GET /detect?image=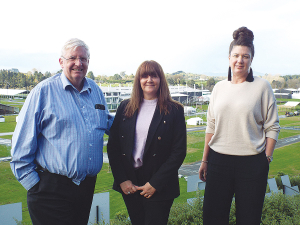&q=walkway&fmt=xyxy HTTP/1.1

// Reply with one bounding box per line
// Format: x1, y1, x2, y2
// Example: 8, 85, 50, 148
1, 128, 300, 171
